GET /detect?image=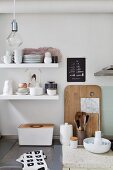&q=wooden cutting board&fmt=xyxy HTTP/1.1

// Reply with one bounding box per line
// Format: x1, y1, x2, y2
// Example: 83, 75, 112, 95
64, 85, 101, 137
